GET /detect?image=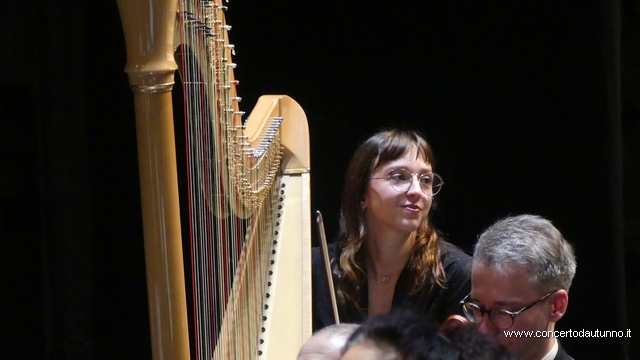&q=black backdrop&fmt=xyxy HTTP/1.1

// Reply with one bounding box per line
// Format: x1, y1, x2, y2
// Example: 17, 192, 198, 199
0, 0, 636, 359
